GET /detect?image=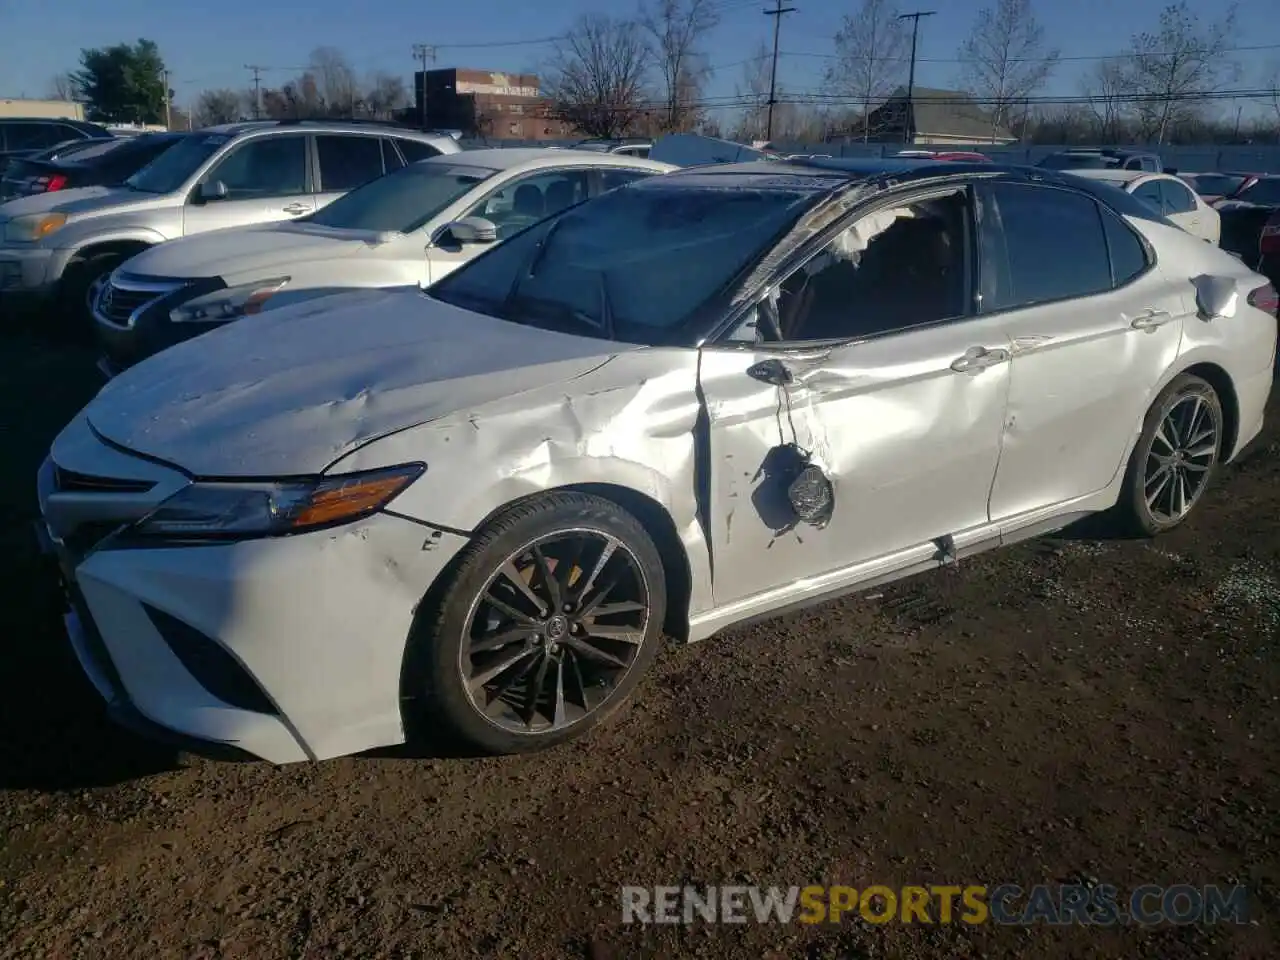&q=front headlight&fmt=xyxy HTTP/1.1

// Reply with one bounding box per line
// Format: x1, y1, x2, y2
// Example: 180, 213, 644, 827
4, 213, 68, 243
131, 464, 424, 540
169, 277, 289, 323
